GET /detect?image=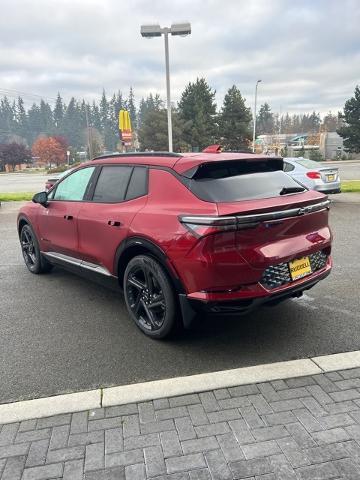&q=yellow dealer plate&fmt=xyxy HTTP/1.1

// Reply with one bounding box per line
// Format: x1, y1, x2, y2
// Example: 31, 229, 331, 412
289, 256, 312, 281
